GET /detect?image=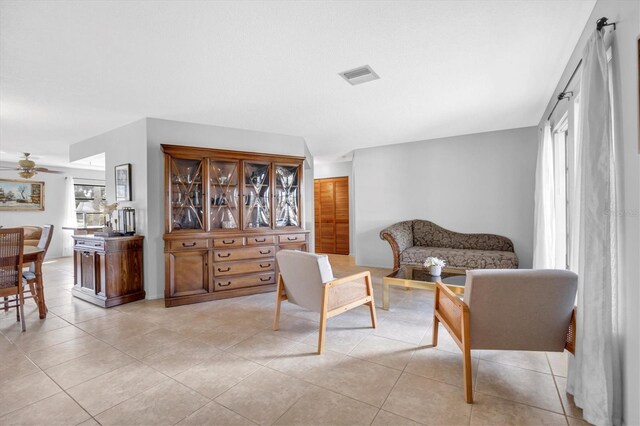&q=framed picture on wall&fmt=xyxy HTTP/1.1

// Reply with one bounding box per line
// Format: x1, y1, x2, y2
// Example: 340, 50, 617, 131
115, 163, 132, 201
0, 179, 44, 211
